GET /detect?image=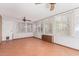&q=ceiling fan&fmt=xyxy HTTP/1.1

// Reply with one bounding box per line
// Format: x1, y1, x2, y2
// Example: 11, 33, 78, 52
22, 17, 31, 22
35, 3, 56, 11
